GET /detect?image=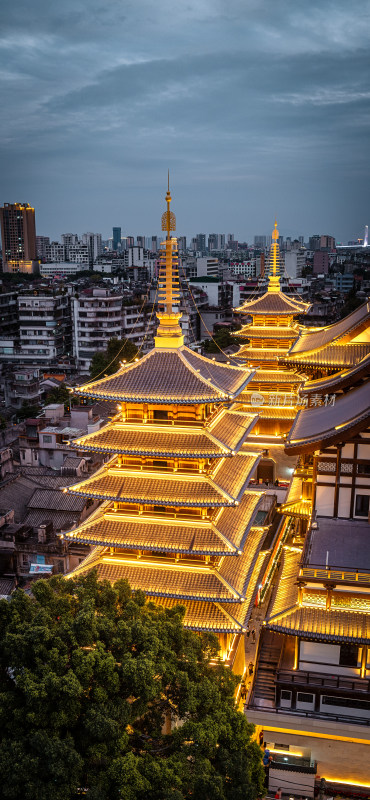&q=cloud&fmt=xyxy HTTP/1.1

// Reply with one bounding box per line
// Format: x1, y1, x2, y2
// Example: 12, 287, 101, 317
0, 0, 369, 241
